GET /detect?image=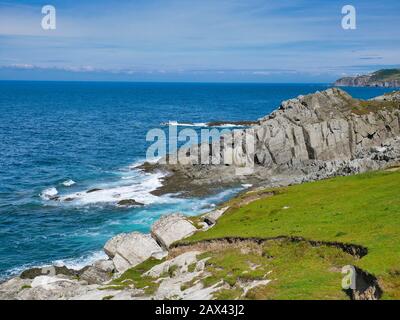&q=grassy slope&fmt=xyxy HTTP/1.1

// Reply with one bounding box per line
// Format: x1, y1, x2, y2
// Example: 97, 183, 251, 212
199, 241, 356, 300
185, 170, 400, 299
371, 69, 400, 81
